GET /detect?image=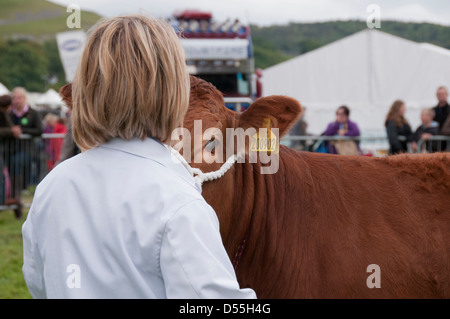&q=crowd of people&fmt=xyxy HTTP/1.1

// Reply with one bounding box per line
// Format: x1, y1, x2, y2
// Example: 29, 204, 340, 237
0, 81, 448, 214
384, 86, 449, 154
0, 87, 67, 217
312, 86, 450, 155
